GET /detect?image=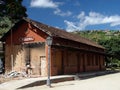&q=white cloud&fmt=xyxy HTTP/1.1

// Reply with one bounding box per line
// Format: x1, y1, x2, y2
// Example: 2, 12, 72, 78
64, 20, 81, 31
54, 8, 72, 16
30, 0, 71, 17
77, 11, 85, 19
64, 11, 120, 32
30, 0, 58, 8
